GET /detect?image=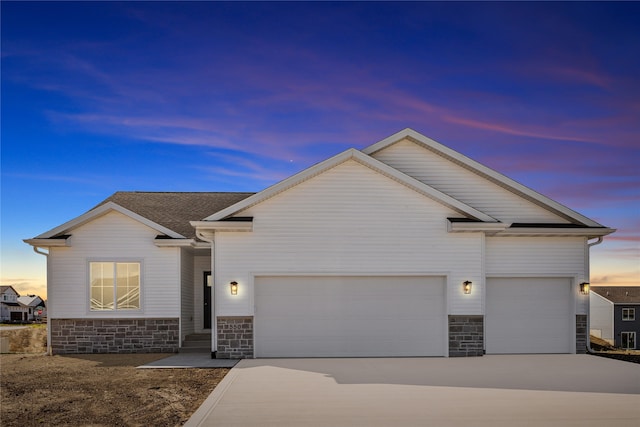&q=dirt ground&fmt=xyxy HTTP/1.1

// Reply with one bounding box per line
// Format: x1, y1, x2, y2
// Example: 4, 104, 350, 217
0, 353, 228, 426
